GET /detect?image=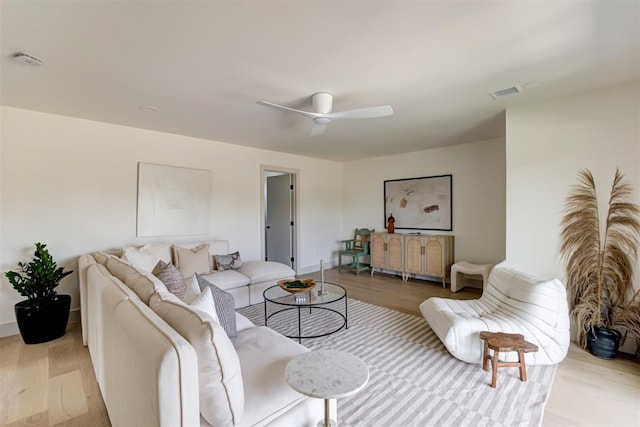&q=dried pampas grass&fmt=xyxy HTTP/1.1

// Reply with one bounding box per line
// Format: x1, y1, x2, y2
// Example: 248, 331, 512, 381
559, 169, 640, 351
